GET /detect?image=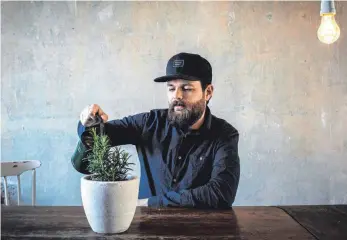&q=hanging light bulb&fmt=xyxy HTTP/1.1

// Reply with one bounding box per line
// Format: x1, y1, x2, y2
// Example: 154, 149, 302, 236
317, 0, 340, 44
